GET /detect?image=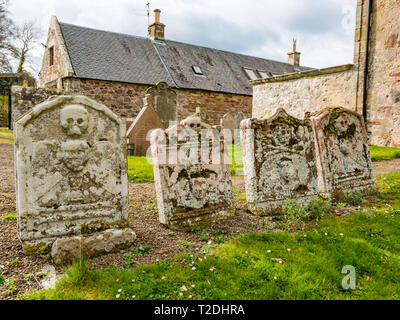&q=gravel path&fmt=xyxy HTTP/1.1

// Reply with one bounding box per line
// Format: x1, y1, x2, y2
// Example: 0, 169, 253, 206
0, 142, 398, 299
